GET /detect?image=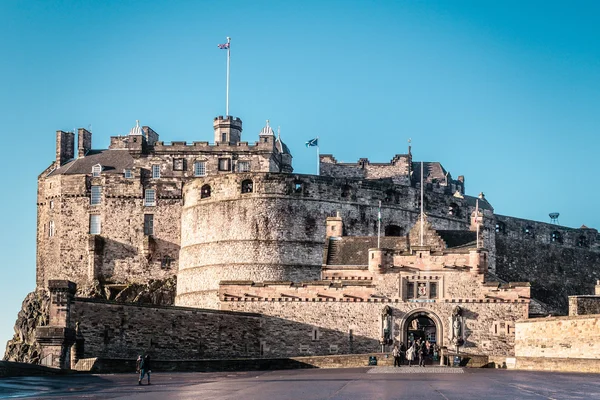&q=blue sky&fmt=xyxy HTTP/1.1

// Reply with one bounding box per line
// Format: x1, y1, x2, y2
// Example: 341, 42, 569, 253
1, 1, 599, 349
